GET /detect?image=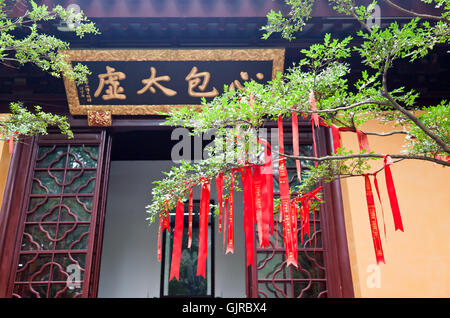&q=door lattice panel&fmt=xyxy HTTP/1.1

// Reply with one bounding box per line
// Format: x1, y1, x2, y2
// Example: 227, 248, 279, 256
12, 141, 103, 298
